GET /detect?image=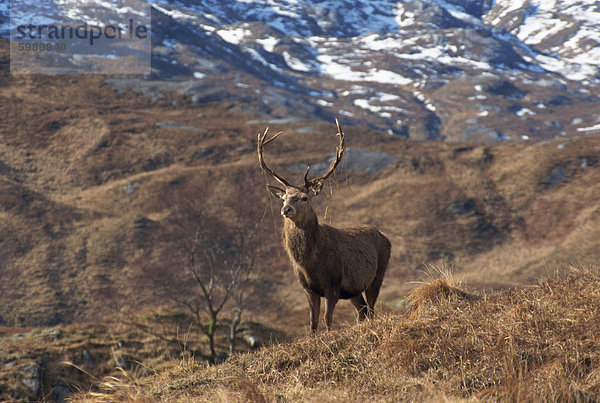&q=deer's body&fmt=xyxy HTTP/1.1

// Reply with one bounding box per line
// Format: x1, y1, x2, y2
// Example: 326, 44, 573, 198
283, 215, 389, 300
258, 121, 391, 332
